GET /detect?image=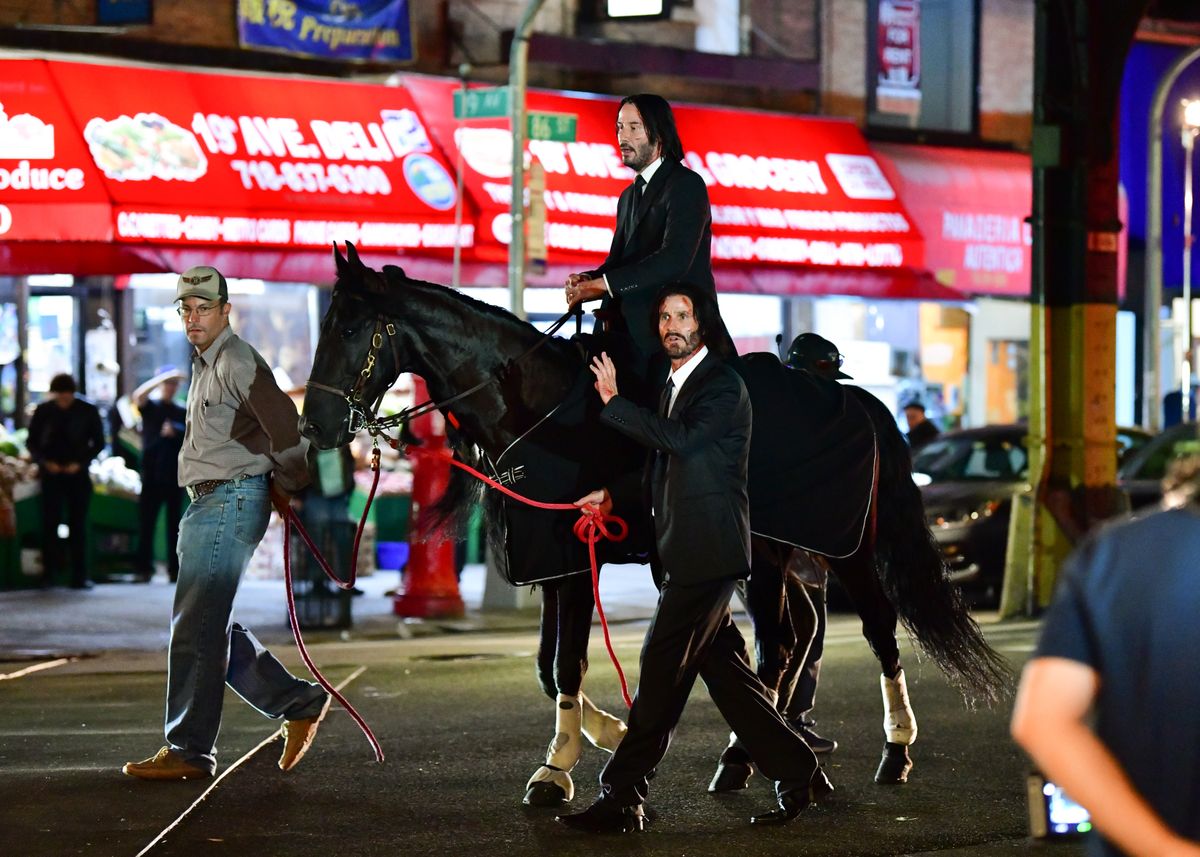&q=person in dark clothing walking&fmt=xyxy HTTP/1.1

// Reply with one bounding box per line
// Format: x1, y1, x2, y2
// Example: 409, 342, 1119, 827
26, 373, 105, 589
134, 369, 187, 582
557, 285, 830, 834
